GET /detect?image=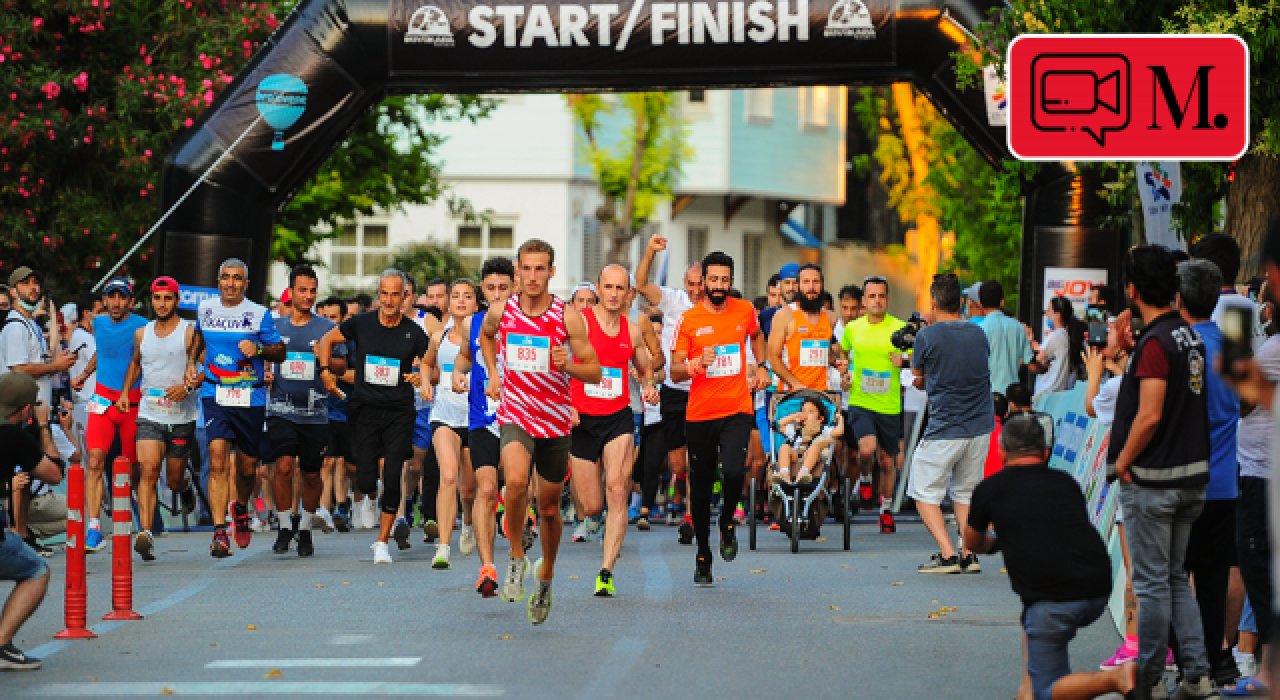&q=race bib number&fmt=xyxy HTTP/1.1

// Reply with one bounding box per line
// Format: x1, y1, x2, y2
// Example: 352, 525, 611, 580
280, 352, 314, 381
215, 386, 251, 407
860, 369, 892, 395
800, 340, 829, 368
706, 344, 742, 379
584, 367, 624, 400
145, 388, 181, 417
365, 356, 400, 387
88, 394, 112, 415
506, 334, 550, 373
